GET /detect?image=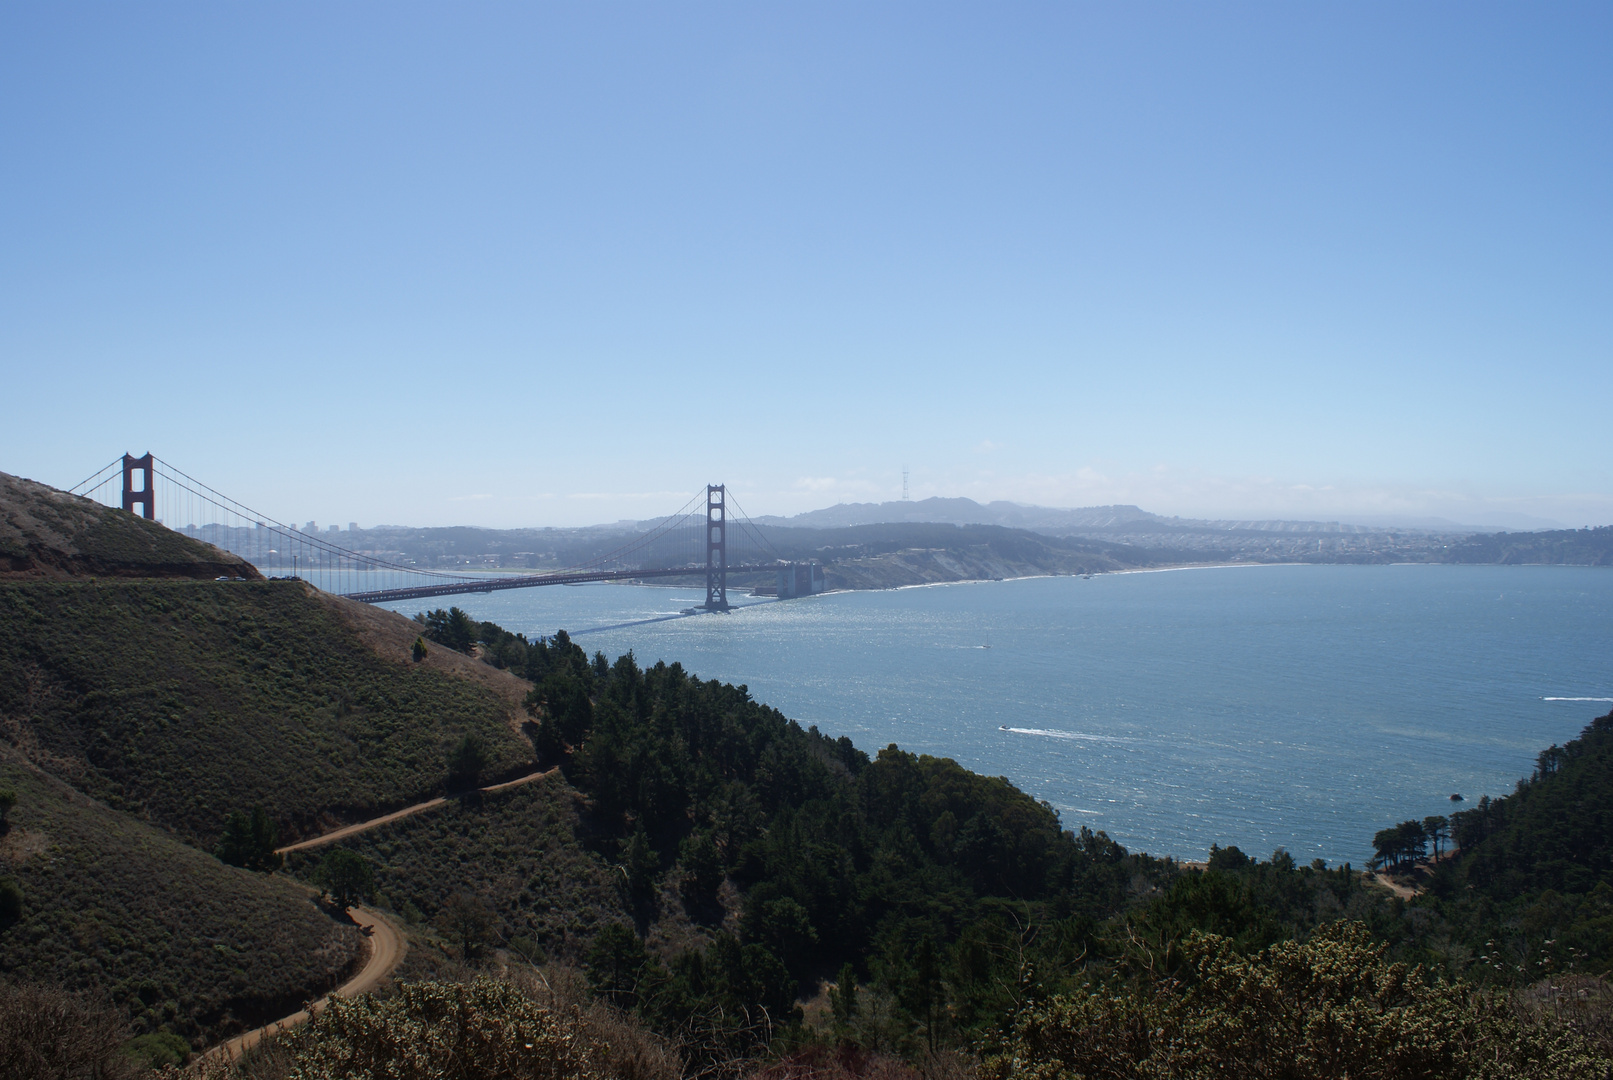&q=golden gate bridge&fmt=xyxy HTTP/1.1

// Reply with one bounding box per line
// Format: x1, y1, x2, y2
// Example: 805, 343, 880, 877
69, 453, 822, 612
